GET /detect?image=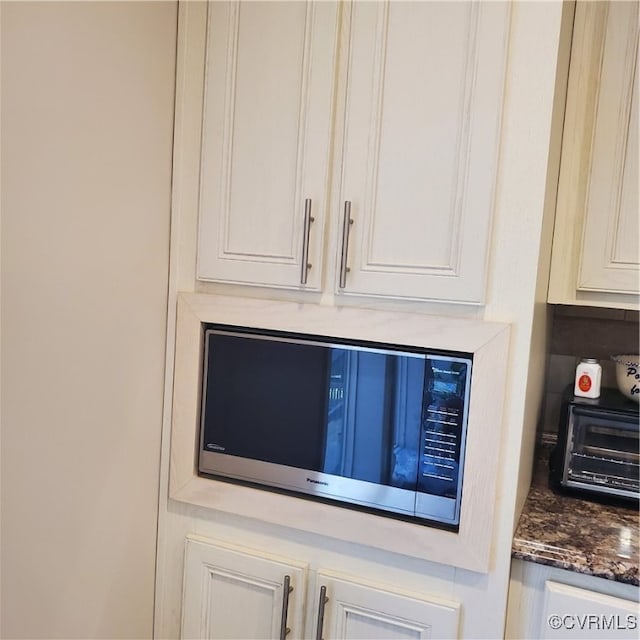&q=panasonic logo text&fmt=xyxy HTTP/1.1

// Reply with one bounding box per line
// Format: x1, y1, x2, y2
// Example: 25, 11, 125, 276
306, 477, 329, 487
